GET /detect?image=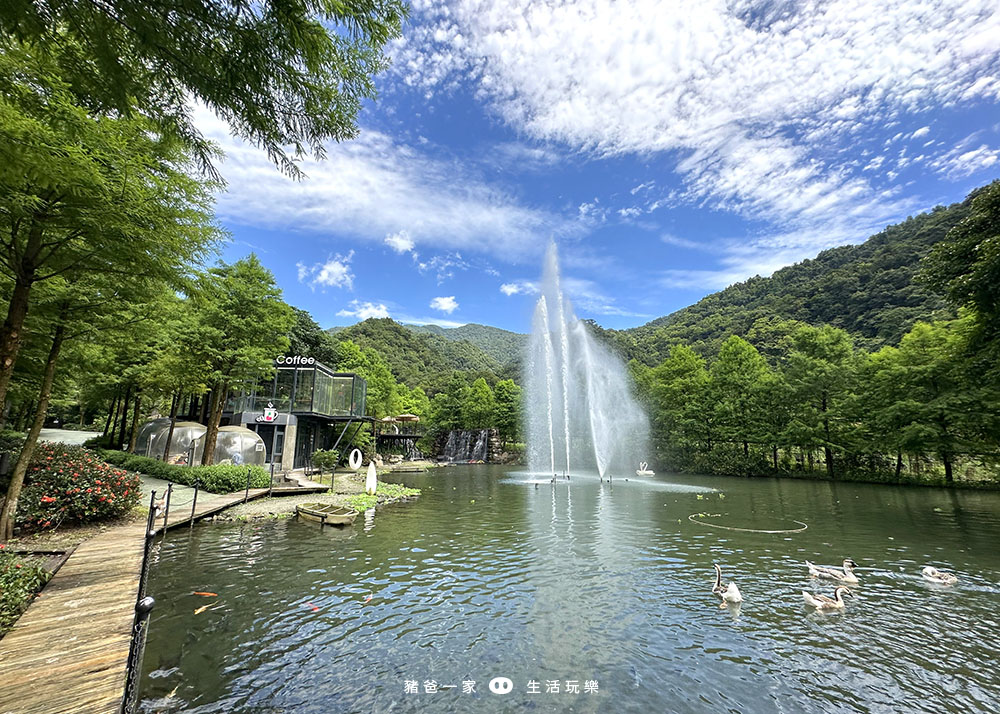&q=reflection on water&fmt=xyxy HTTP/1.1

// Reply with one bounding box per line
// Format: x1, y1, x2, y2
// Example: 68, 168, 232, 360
140, 466, 1000, 713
